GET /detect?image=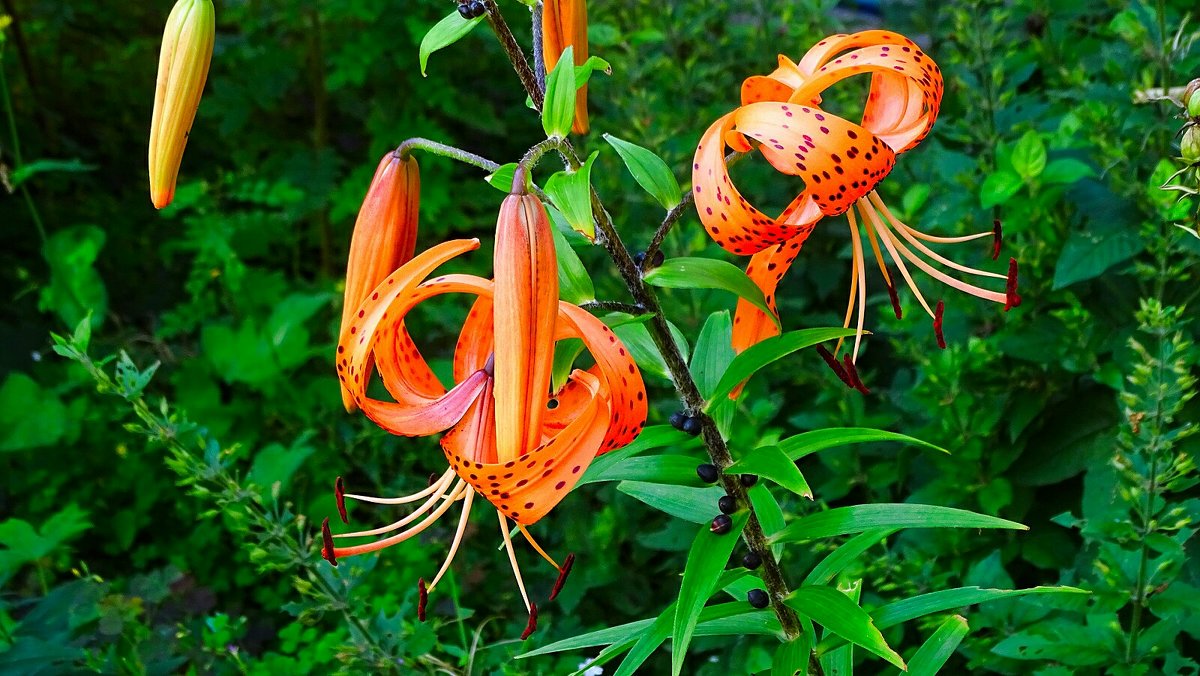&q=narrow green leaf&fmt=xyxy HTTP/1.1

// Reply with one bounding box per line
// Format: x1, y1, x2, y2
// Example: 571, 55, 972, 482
803, 528, 898, 586
518, 617, 654, 659
543, 45, 576, 137
690, 311, 735, 399
418, 11, 483, 76
644, 258, 776, 326
777, 428, 948, 461
1052, 223, 1144, 290
546, 151, 598, 239
673, 513, 749, 675
612, 320, 688, 381
550, 217, 595, 304
706, 328, 856, 407
773, 635, 812, 676
727, 445, 812, 499
870, 586, 1087, 630
747, 483, 786, 558
905, 615, 969, 676
10, 158, 96, 189
771, 504, 1027, 544
551, 337, 586, 392
786, 586, 905, 670
819, 581, 861, 676
616, 481, 724, 523
579, 455, 708, 487
578, 425, 698, 486
603, 133, 682, 209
